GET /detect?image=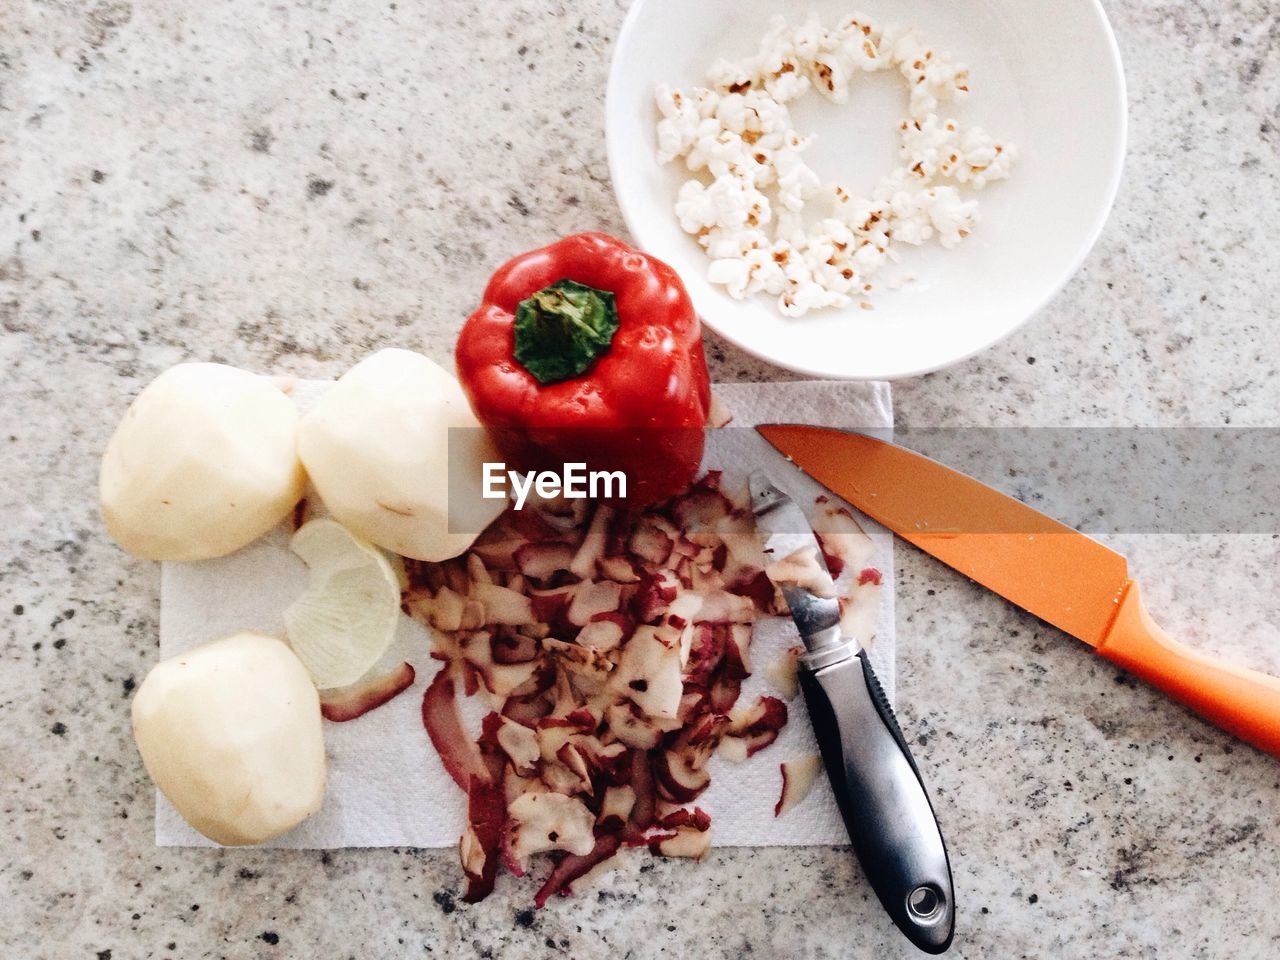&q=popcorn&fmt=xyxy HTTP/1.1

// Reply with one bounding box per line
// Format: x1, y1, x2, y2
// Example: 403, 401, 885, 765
654, 86, 723, 165
707, 58, 755, 95
656, 11, 1015, 316
924, 187, 980, 247
714, 93, 752, 134
700, 133, 748, 177
831, 15, 885, 70
674, 180, 715, 233
810, 51, 853, 103
790, 15, 828, 62
707, 257, 753, 298
780, 280, 849, 318
744, 92, 791, 137
774, 145, 821, 212
744, 246, 788, 295
887, 28, 971, 118
763, 67, 810, 103
955, 129, 1016, 188
700, 225, 770, 260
